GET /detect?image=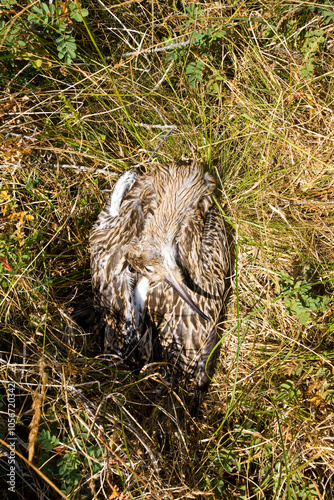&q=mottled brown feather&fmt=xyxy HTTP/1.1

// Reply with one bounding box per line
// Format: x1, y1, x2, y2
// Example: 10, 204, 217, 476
90, 163, 232, 412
